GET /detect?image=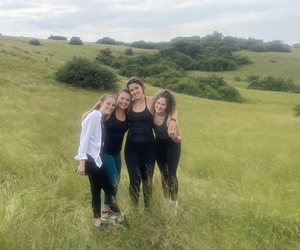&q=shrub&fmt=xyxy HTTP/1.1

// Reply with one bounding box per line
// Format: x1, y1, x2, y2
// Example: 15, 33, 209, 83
246, 75, 260, 82
125, 48, 134, 55
247, 76, 300, 93
69, 37, 83, 45
95, 48, 113, 65
55, 56, 118, 90
249, 44, 267, 52
147, 75, 244, 103
48, 35, 67, 40
234, 77, 241, 81
294, 105, 300, 116
29, 39, 41, 46
96, 37, 118, 45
